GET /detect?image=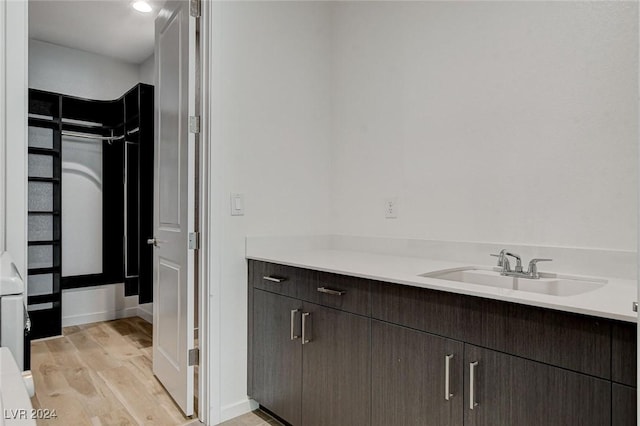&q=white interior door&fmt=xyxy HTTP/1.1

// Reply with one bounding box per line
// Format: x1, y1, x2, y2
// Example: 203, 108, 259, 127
152, 0, 197, 417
